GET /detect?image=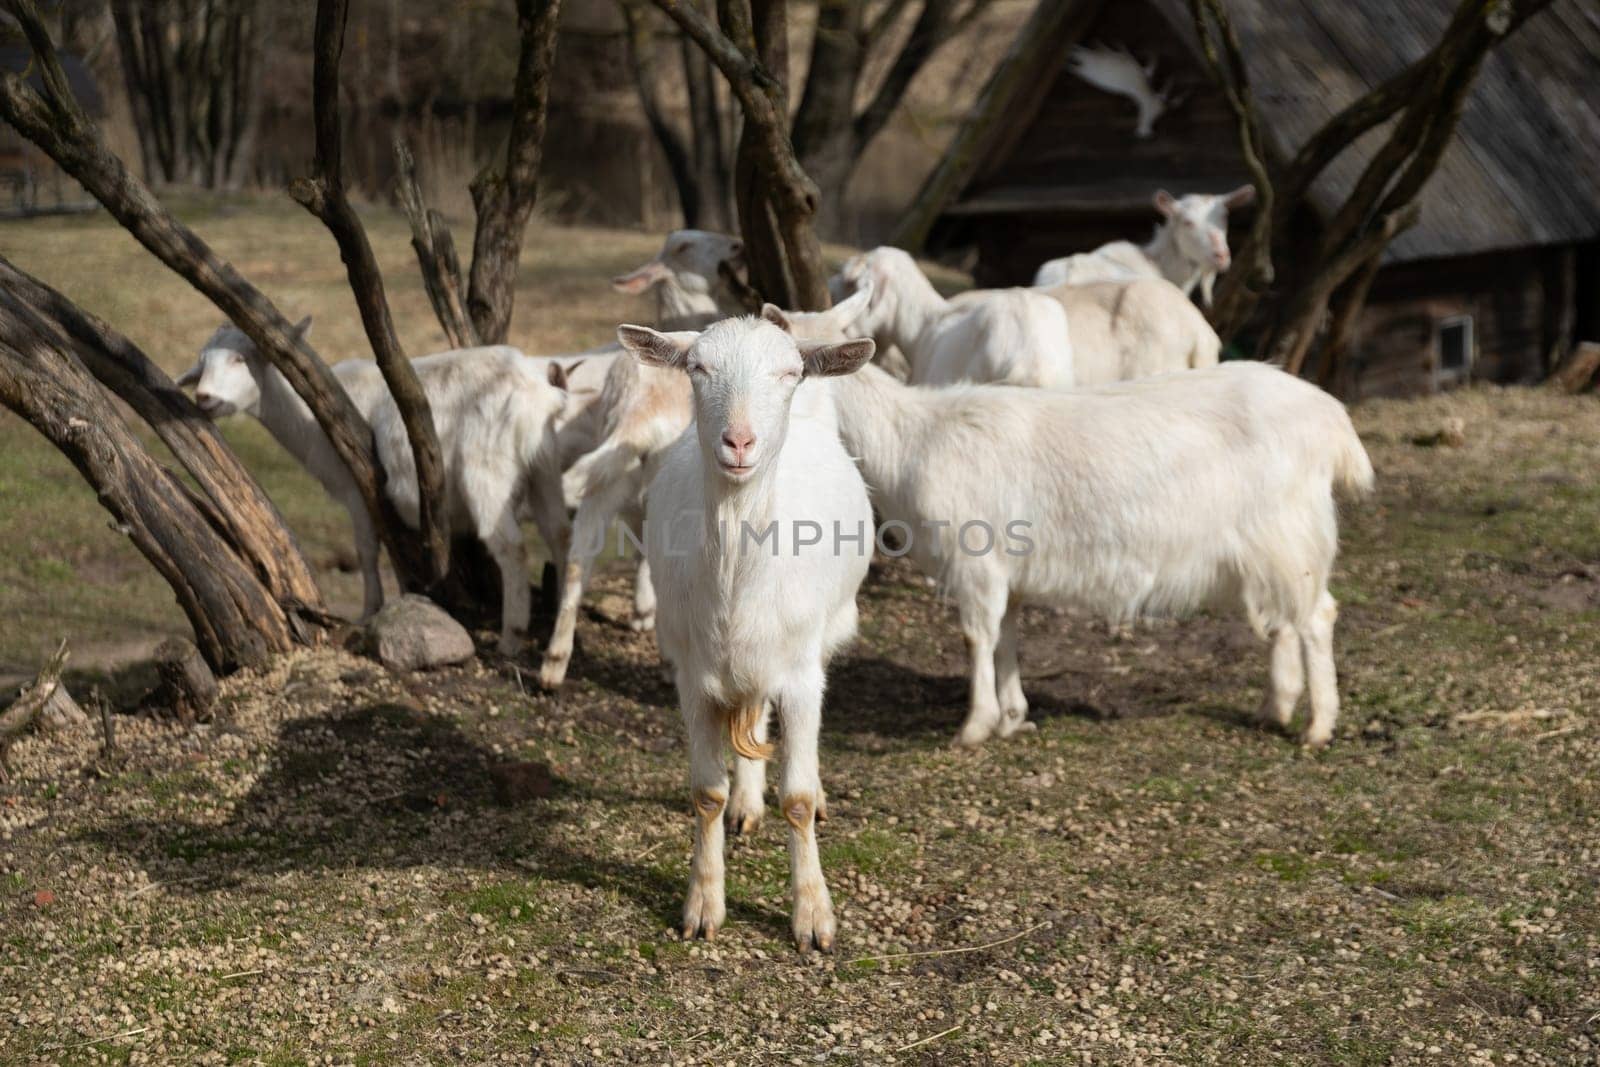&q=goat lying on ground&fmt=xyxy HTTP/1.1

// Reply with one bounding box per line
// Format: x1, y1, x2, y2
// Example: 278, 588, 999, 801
827, 358, 1374, 748
1033, 186, 1255, 306
621, 313, 875, 952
